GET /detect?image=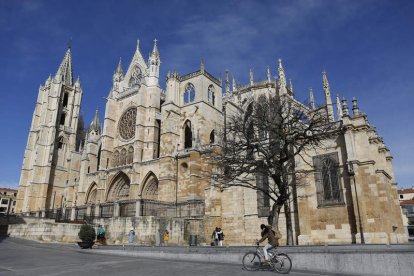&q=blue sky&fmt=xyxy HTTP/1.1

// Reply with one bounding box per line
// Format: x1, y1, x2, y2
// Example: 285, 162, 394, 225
0, 0, 413, 189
